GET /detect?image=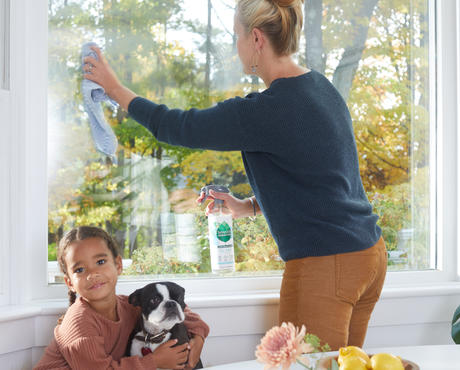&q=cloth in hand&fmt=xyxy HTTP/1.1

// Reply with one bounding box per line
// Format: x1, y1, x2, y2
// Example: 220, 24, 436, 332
81, 41, 118, 164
